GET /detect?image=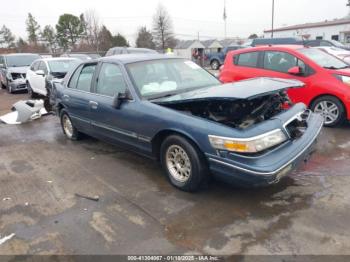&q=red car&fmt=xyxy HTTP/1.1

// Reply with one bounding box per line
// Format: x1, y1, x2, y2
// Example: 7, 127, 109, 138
219, 45, 350, 126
